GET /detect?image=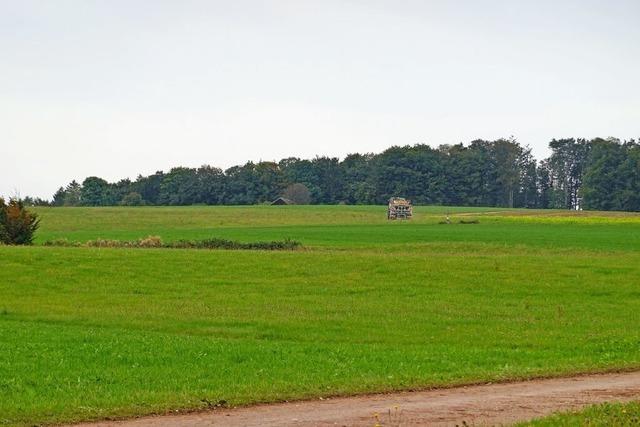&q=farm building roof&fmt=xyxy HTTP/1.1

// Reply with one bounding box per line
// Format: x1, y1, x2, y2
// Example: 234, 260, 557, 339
271, 197, 295, 205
